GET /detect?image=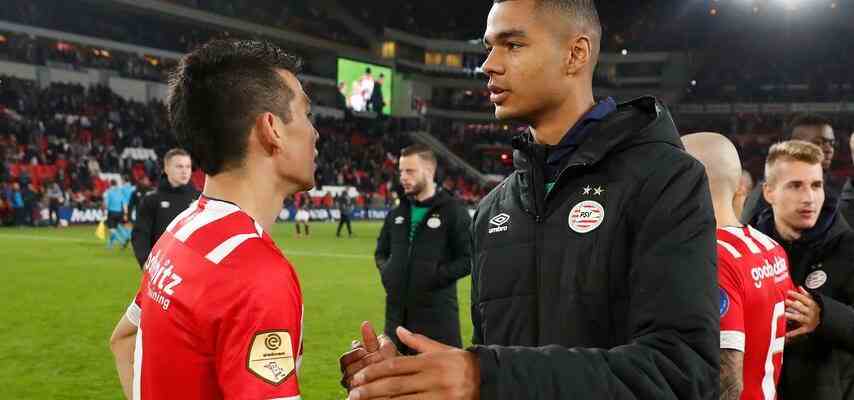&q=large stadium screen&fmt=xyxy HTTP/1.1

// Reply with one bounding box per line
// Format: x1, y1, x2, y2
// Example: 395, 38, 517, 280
337, 58, 393, 115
